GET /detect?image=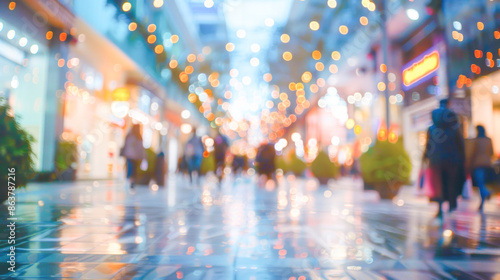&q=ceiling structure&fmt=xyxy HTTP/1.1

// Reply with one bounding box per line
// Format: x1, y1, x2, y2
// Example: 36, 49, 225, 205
170, 0, 430, 143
